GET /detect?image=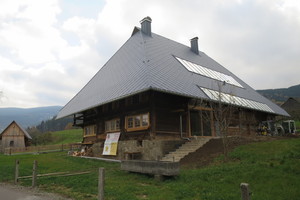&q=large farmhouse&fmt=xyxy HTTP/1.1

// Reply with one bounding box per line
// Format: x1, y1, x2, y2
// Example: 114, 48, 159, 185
57, 17, 288, 160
